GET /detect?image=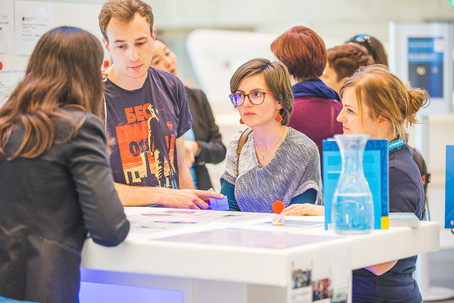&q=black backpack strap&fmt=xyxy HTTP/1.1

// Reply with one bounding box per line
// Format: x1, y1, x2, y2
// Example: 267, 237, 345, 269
236, 128, 253, 176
